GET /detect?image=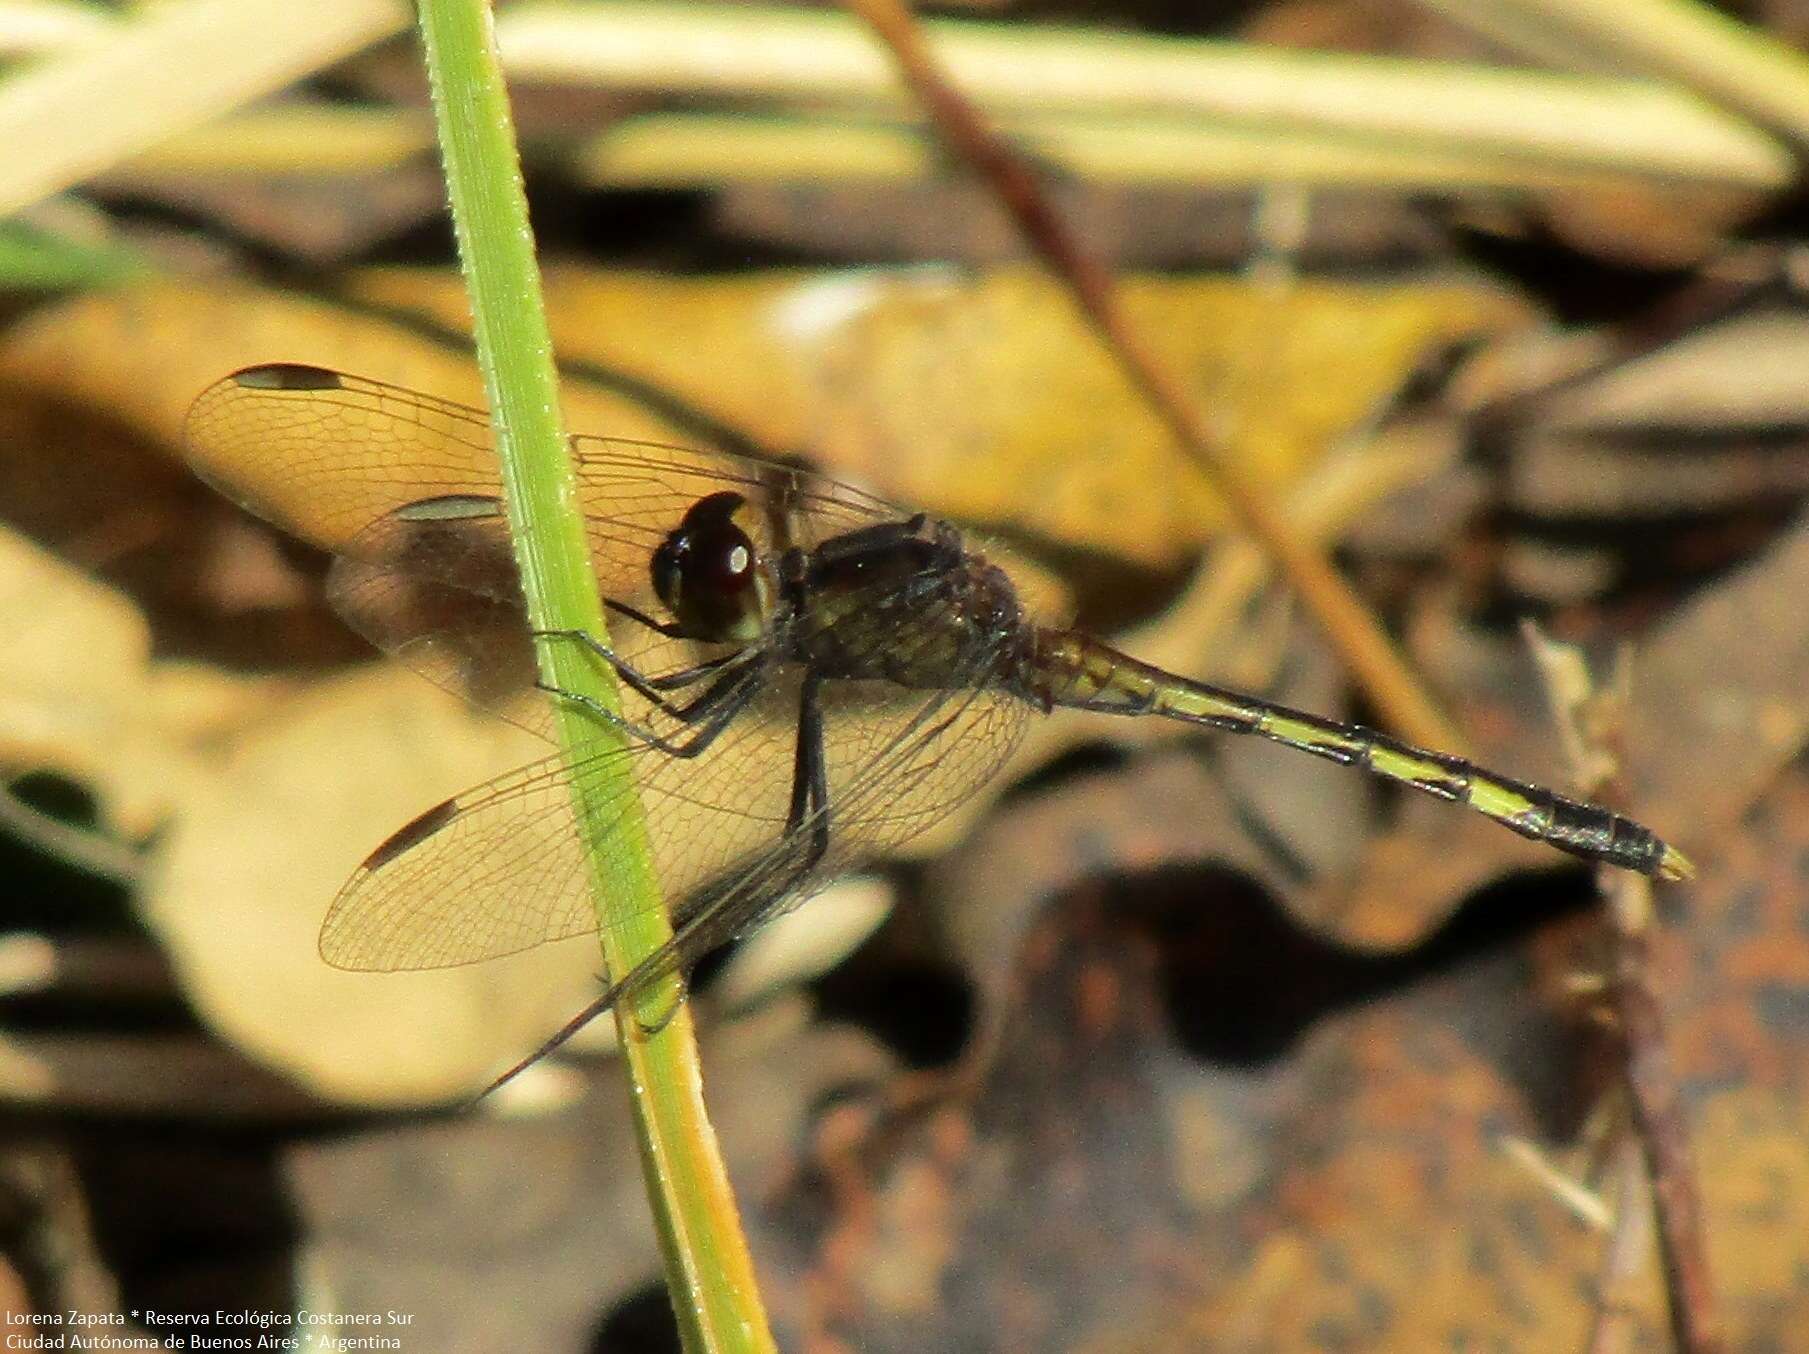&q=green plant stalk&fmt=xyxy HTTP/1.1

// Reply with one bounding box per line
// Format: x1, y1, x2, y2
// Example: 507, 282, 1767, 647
414, 2, 775, 1349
